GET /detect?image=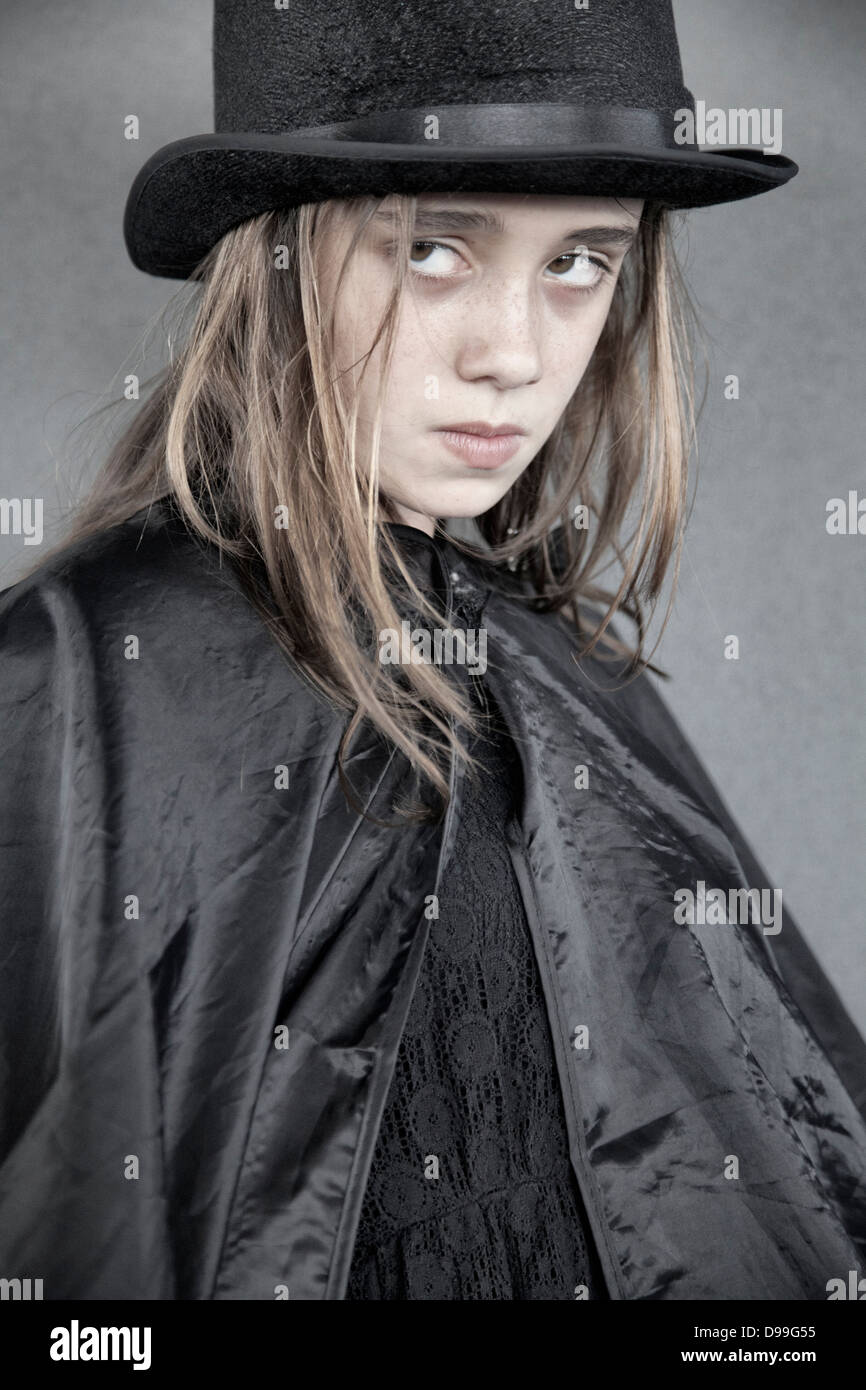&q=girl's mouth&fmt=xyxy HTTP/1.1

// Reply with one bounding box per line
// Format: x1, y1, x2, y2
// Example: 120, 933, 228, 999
434, 428, 525, 469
